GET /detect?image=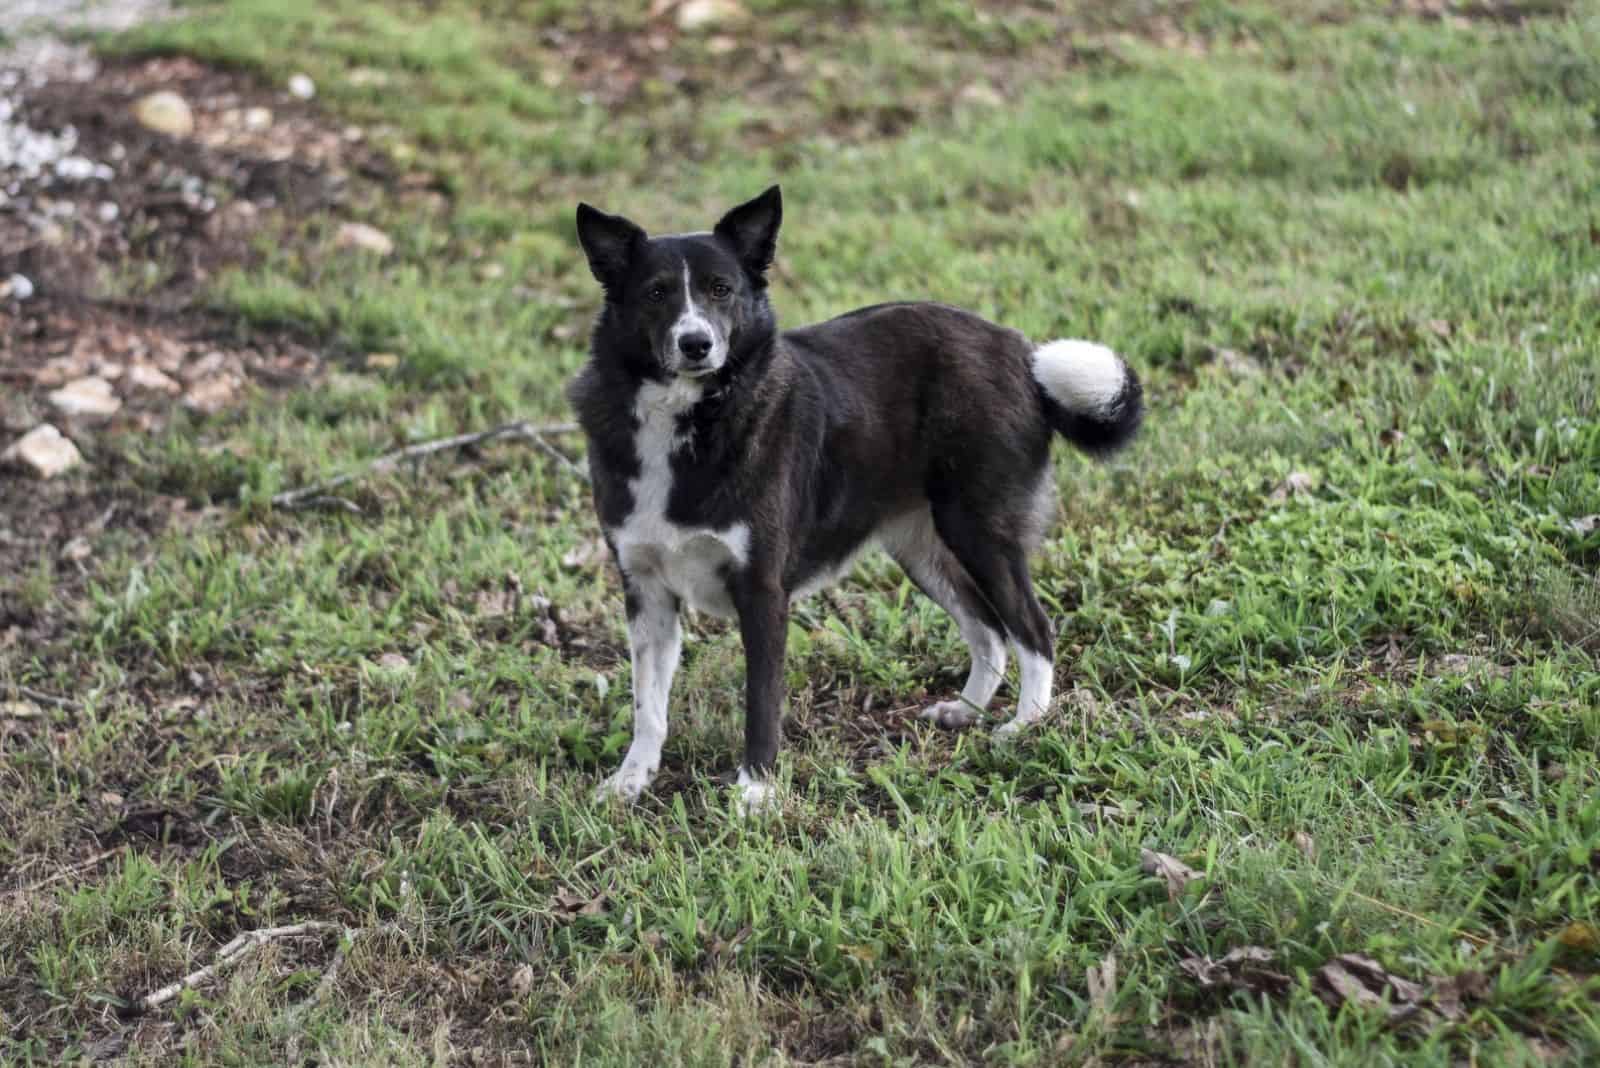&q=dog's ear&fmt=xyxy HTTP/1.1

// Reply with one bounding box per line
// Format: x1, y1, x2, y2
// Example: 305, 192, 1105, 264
576, 203, 646, 292
714, 185, 782, 283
